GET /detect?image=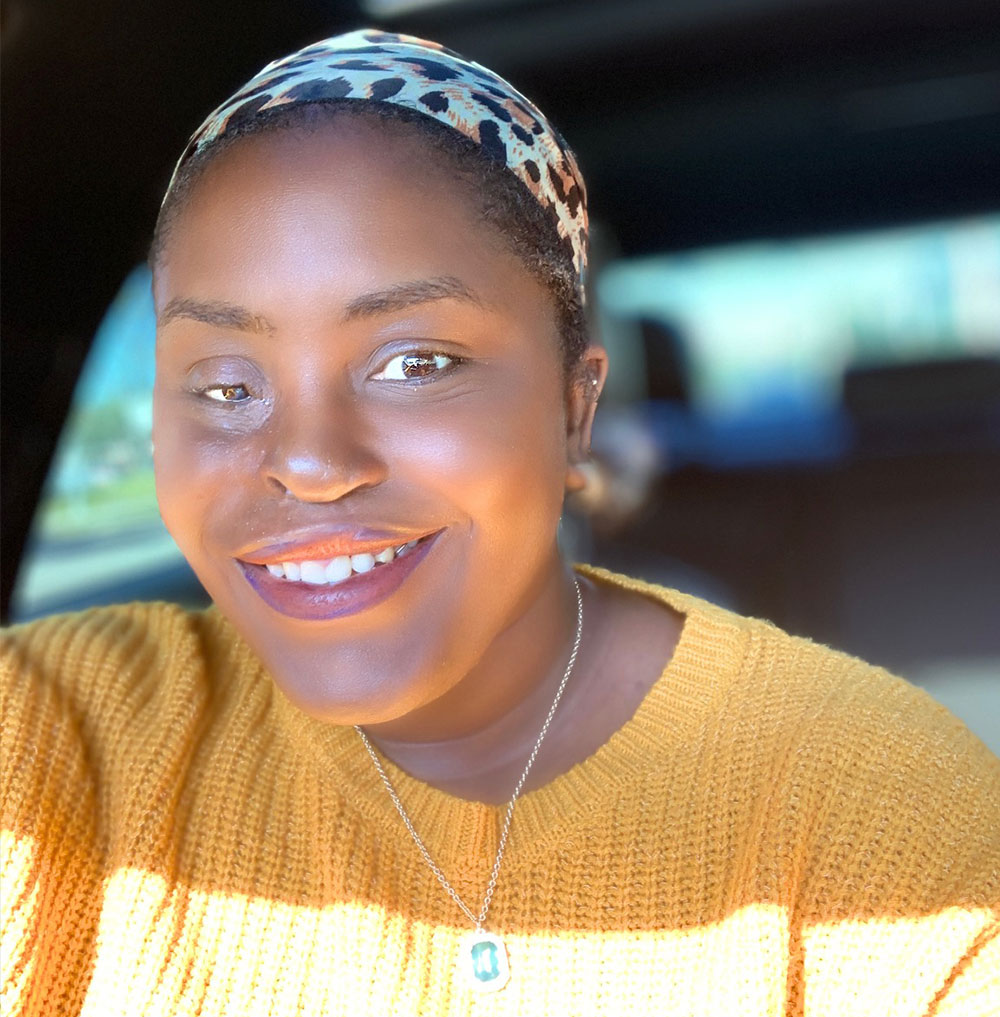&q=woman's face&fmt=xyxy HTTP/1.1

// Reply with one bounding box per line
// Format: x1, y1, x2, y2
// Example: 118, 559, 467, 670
152, 121, 599, 726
